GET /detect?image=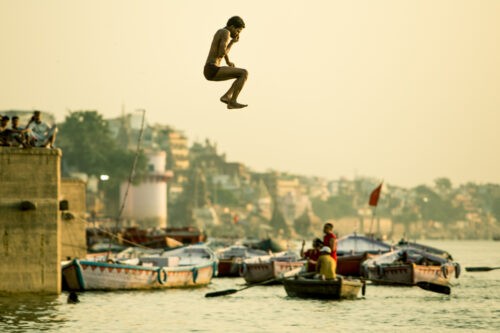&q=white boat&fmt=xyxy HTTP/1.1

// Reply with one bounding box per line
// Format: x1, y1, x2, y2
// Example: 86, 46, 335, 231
361, 248, 460, 286
241, 252, 305, 284
62, 244, 218, 291
216, 245, 268, 277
